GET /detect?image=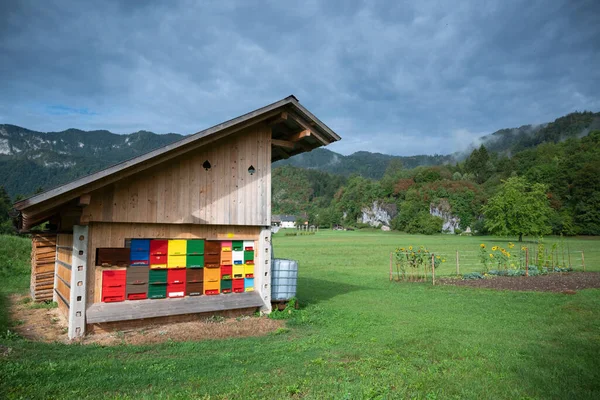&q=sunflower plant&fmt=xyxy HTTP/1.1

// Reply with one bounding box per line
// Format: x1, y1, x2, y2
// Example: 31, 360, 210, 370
394, 245, 445, 281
